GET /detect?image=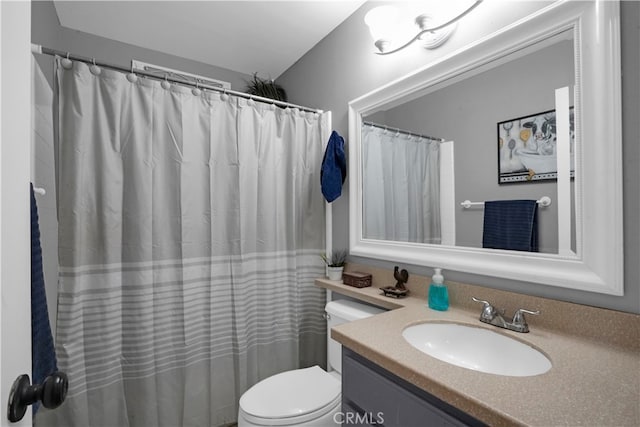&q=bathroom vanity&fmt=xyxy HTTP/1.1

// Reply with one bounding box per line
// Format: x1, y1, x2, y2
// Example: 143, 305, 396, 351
316, 266, 640, 426
342, 348, 485, 426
